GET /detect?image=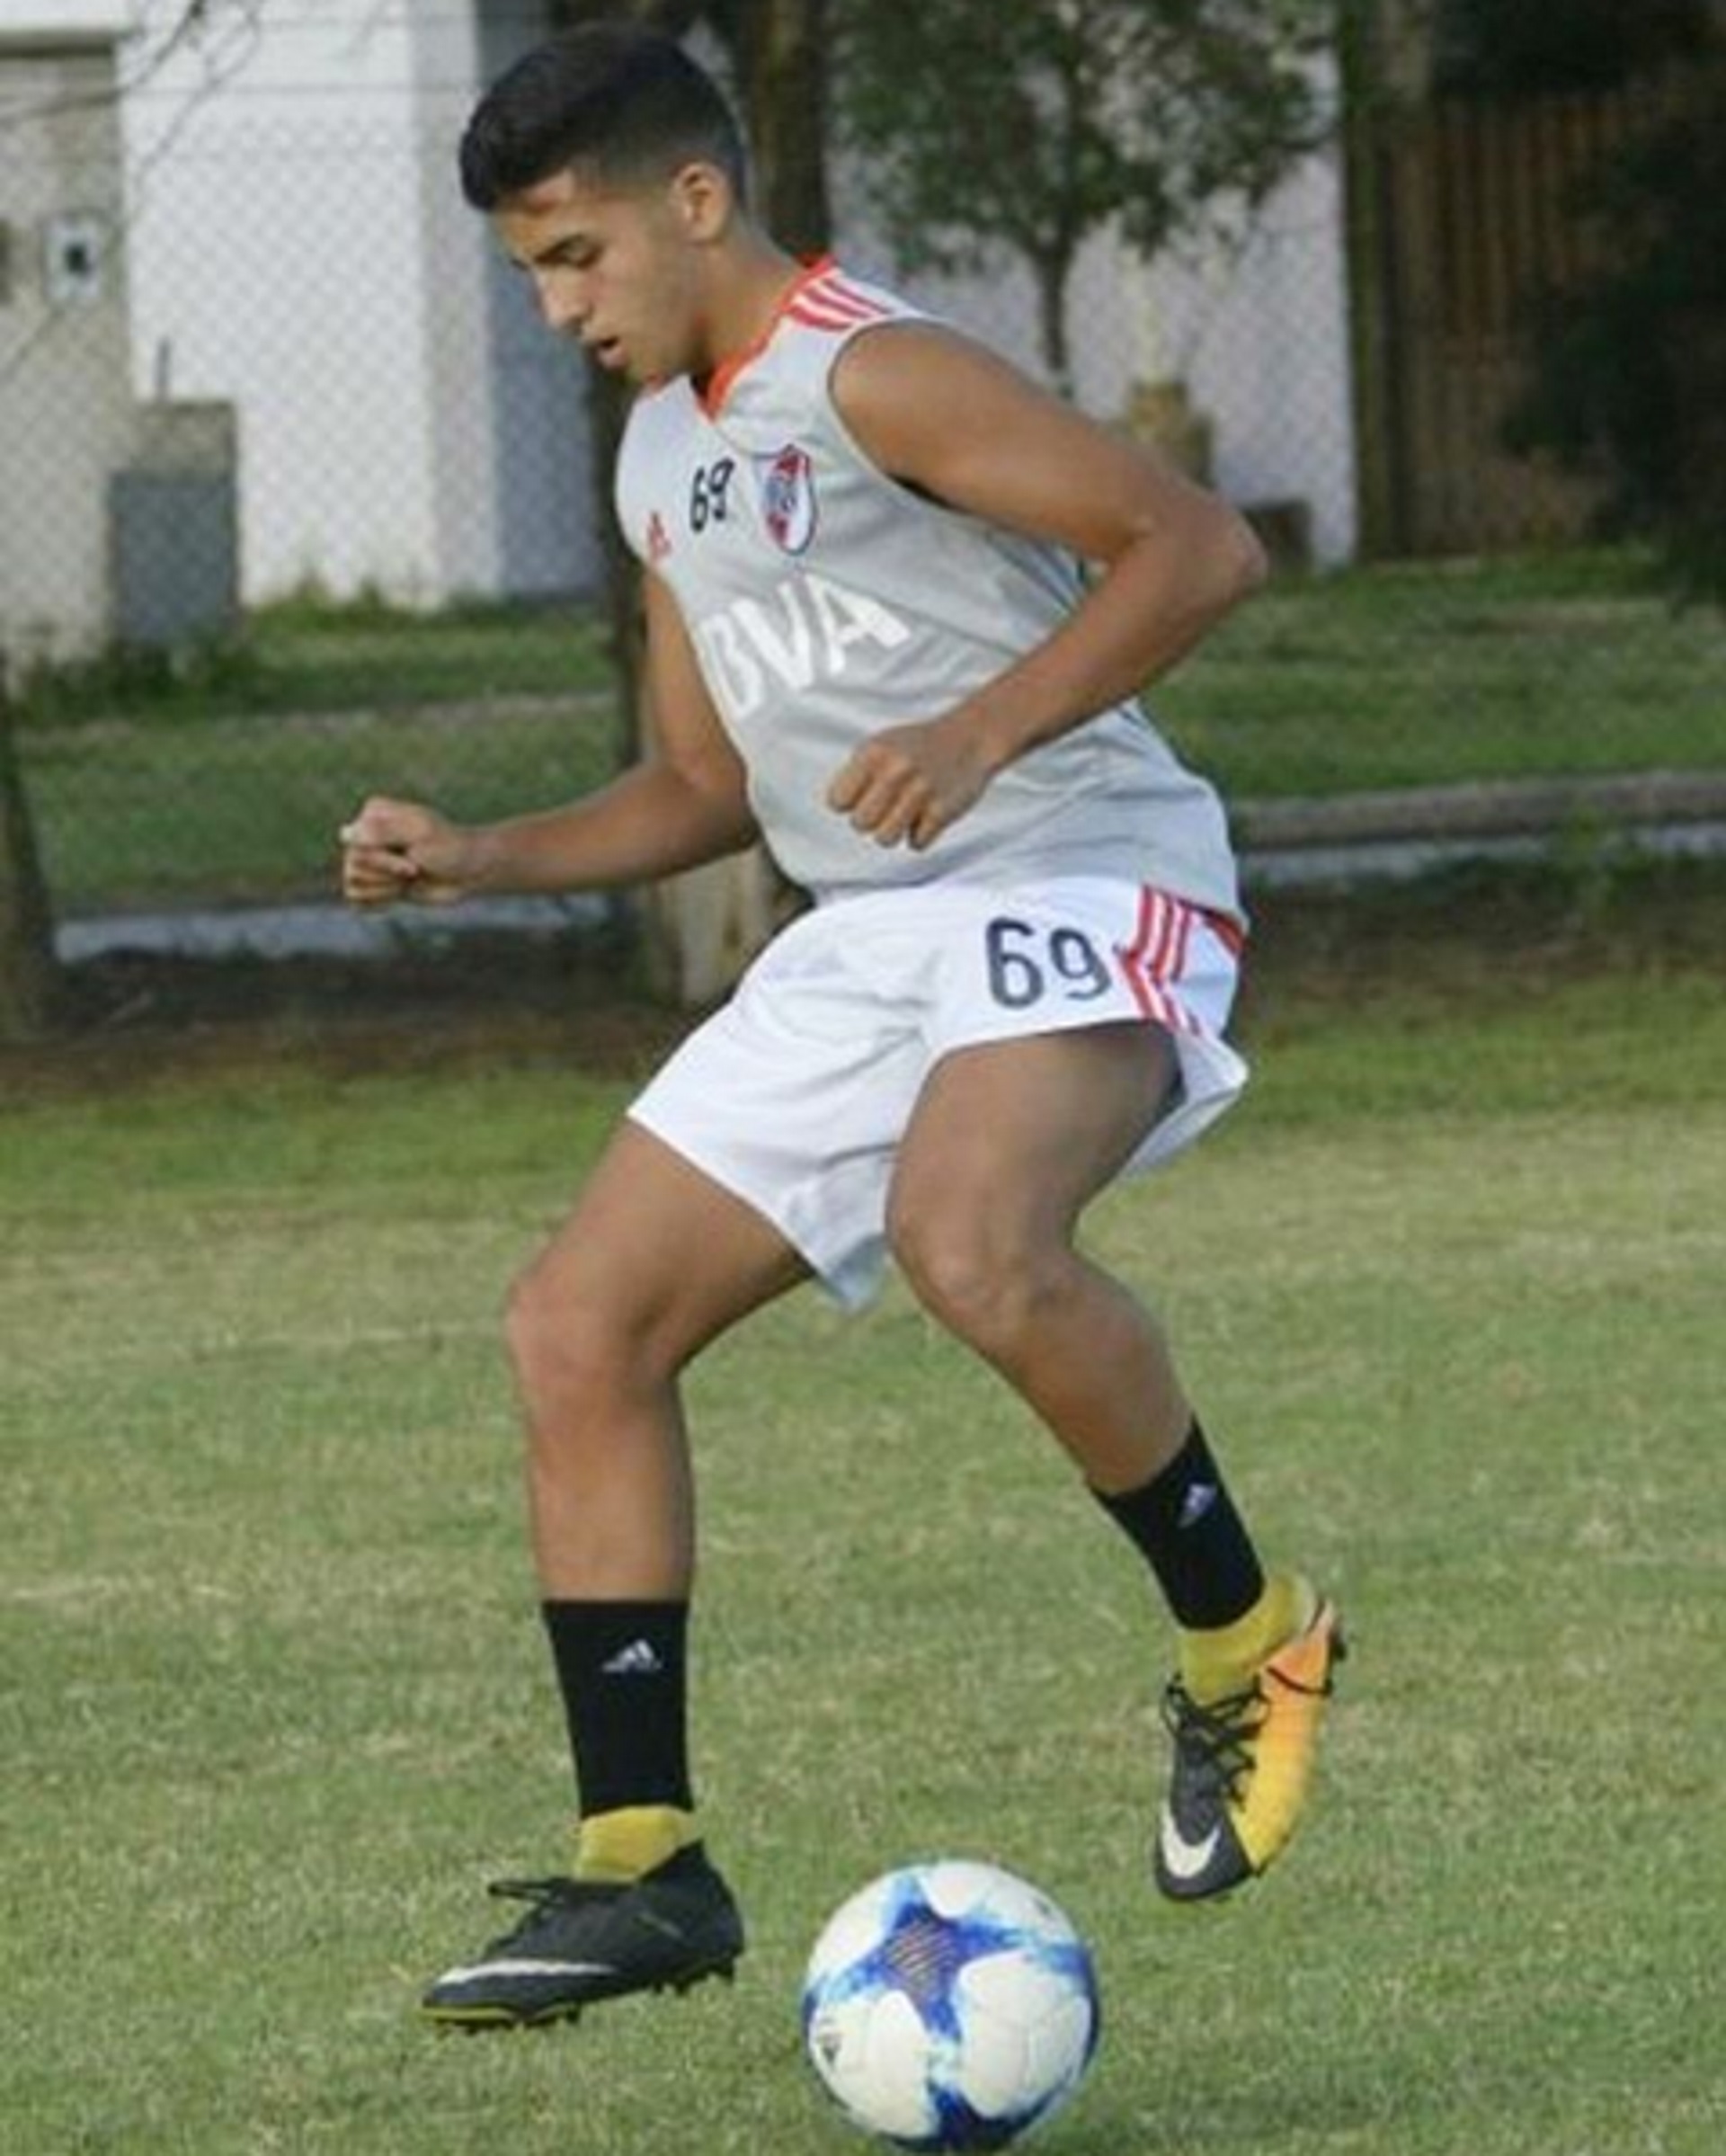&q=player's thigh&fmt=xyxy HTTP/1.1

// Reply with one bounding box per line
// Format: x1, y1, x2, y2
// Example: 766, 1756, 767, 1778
890, 1020, 1178, 1246
515, 1118, 811, 1370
